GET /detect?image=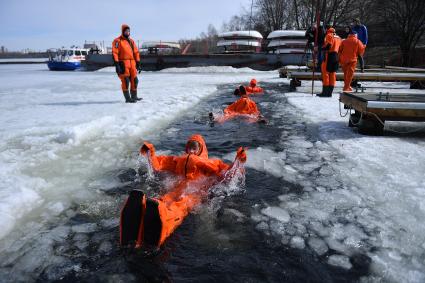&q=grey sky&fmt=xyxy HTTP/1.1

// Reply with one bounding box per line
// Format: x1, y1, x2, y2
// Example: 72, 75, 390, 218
0, 0, 252, 51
